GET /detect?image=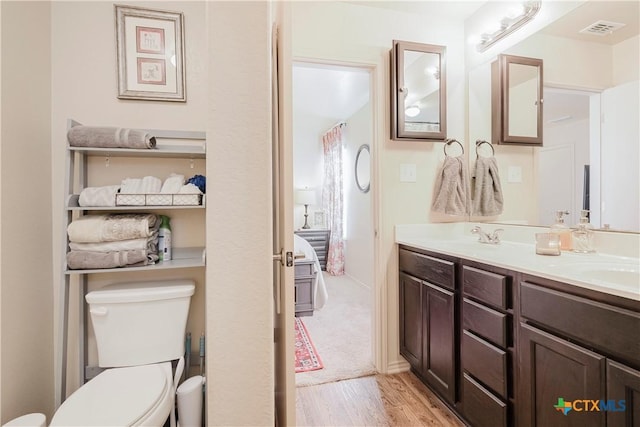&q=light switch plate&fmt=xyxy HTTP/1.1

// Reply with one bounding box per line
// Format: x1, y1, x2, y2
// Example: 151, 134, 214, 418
508, 166, 522, 183
400, 163, 417, 182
